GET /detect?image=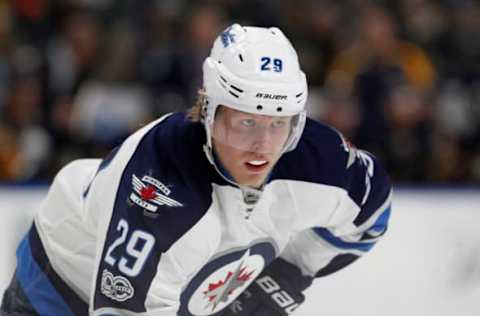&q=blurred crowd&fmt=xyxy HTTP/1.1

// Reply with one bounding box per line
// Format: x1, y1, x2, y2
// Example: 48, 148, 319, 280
0, 0, 479, 183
